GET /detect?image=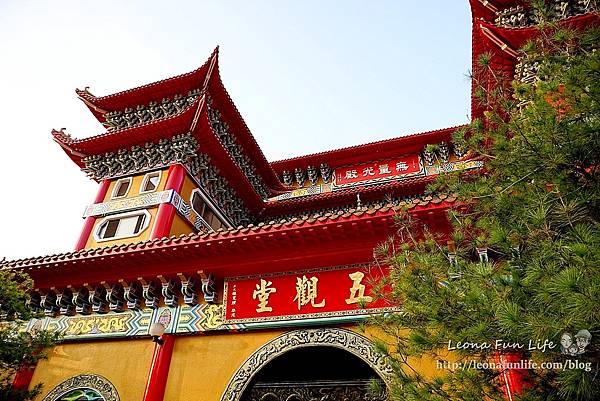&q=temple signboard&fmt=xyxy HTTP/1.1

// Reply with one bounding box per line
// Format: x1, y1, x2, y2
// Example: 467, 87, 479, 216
223, 264, 396, 323
333, 154, 423, 188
